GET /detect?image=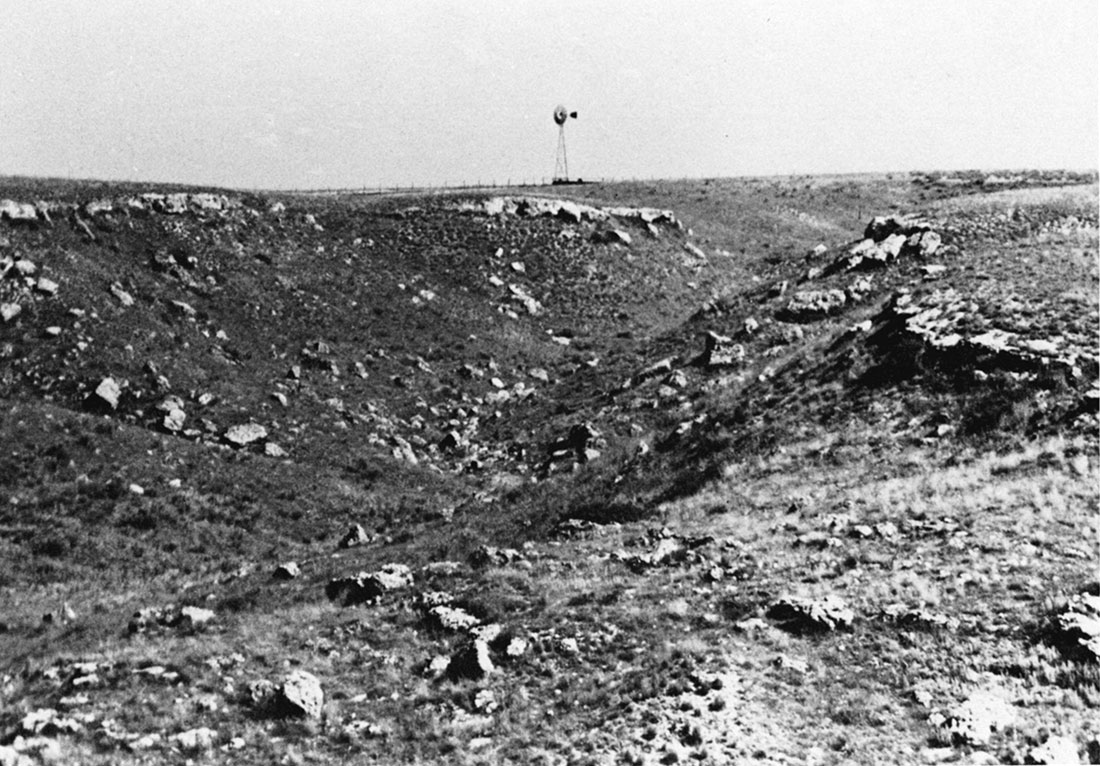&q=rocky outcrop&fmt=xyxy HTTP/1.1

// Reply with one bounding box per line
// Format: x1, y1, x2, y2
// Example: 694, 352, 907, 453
885, 289, 1097, 380
460, 196, 680, 230
824, 214, 942, 274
